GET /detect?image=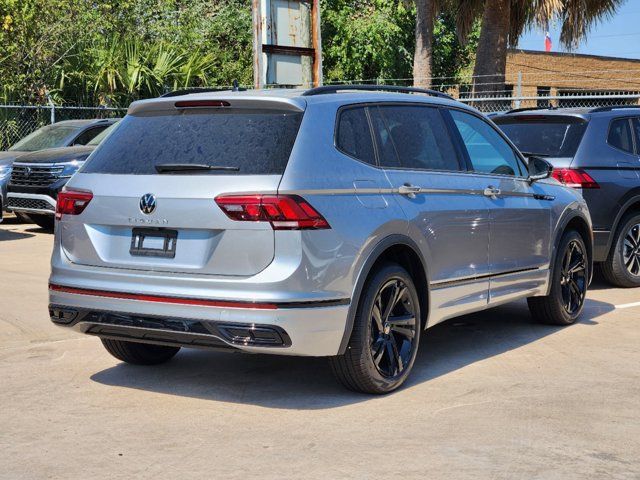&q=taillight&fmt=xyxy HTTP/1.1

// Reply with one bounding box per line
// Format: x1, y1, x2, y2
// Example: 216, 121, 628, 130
55, 189, 93, 219
215, 194, 330, 230
551, 168, 599, 189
